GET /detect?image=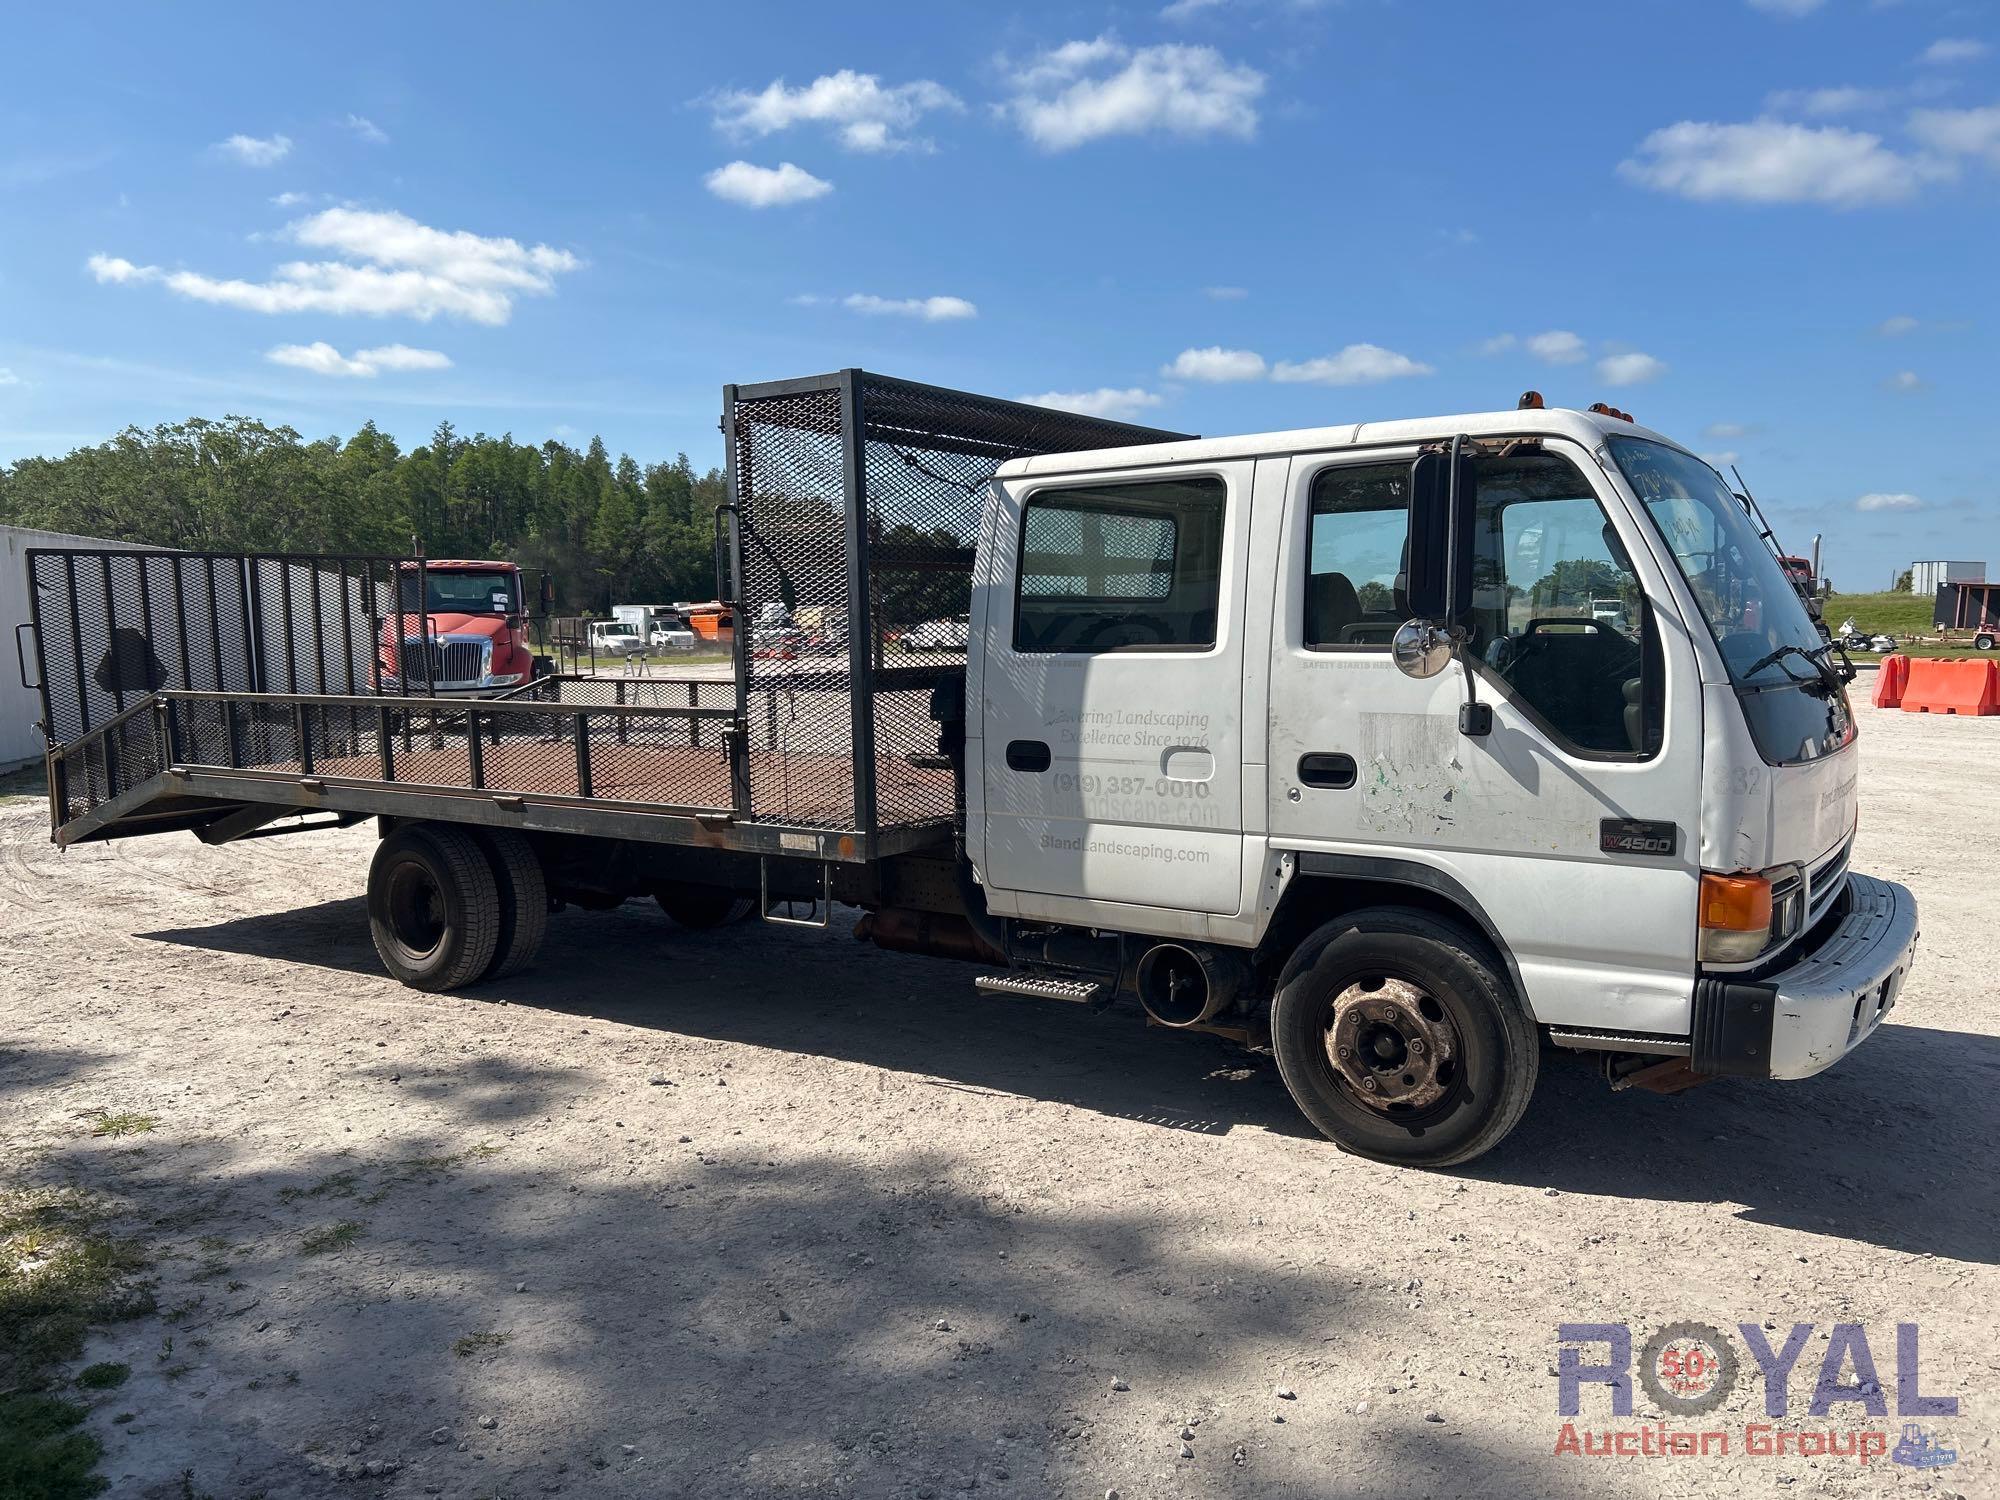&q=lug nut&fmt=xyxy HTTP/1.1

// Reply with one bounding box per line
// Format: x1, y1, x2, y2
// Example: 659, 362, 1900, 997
1336, 1045, 1352, 1059
1409, 1038, 1426, 1054
1361, 1078, 1379, 1092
